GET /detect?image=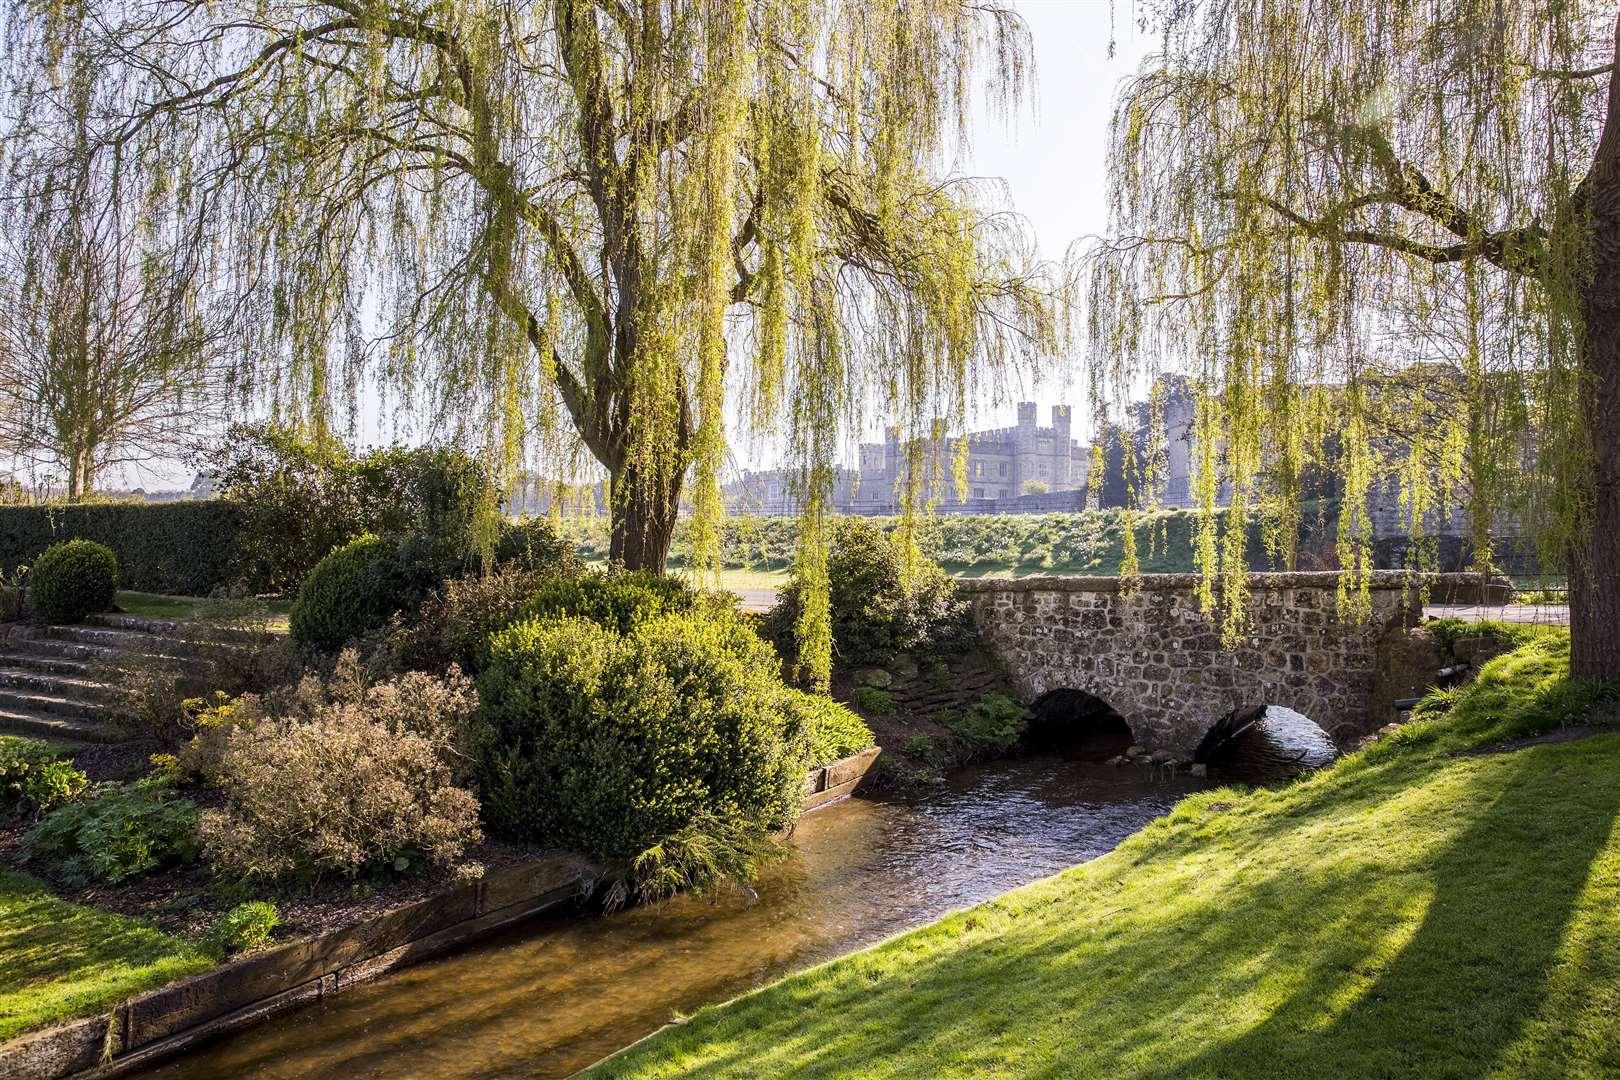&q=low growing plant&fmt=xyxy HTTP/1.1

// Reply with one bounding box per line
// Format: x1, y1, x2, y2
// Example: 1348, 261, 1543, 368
902, 733, 941, 764
24, 779, 200, 886
849, 686, 894, 716
0, 736, 88, 813
29, 539, 119, 624
209, 901, 280, 954
945, 691, 1031, 757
